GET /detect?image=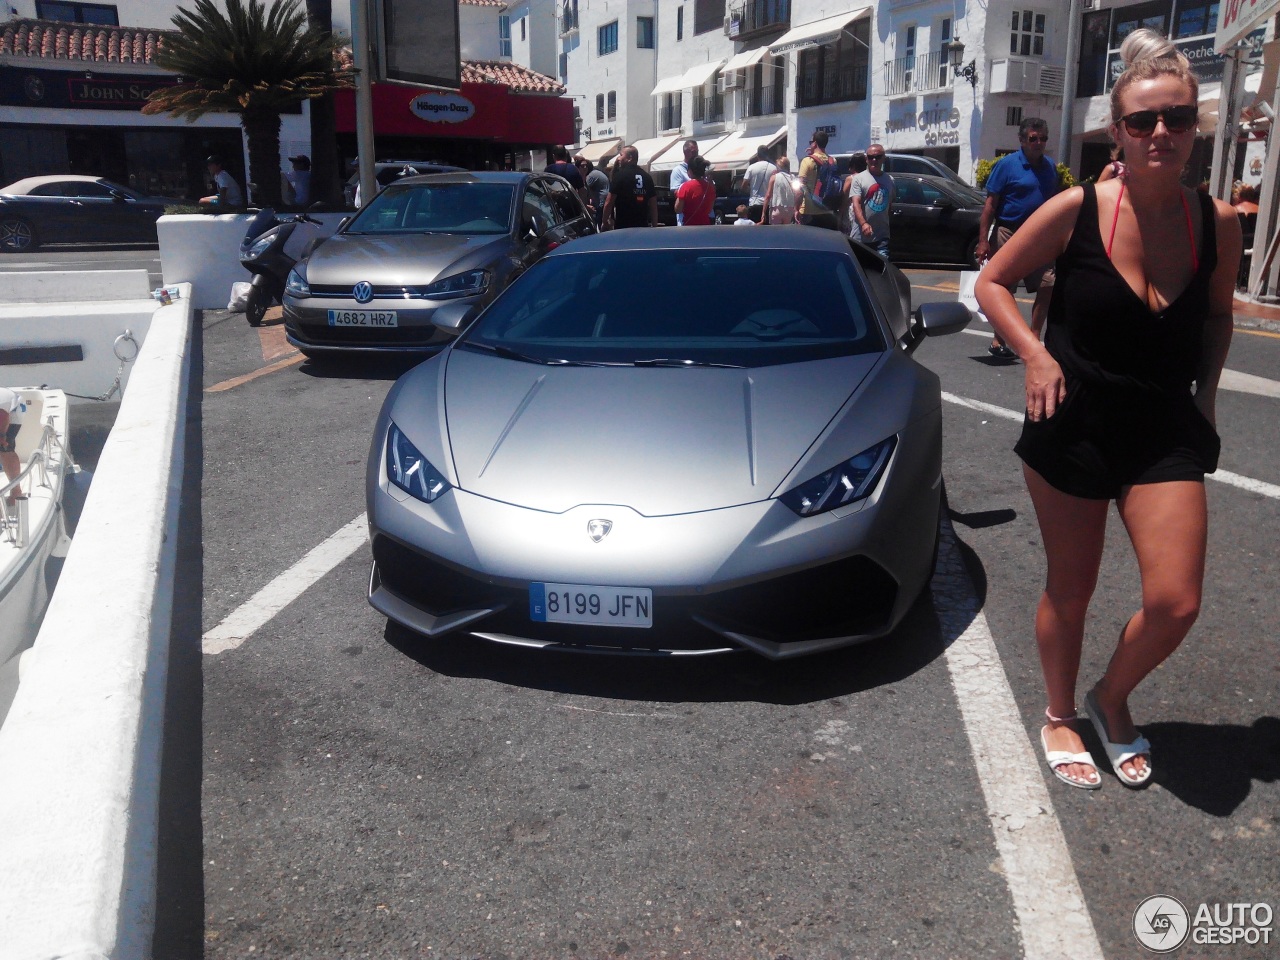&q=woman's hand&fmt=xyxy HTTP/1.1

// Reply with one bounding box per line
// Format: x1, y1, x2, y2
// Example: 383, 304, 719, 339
1023, 349, 1067, 421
